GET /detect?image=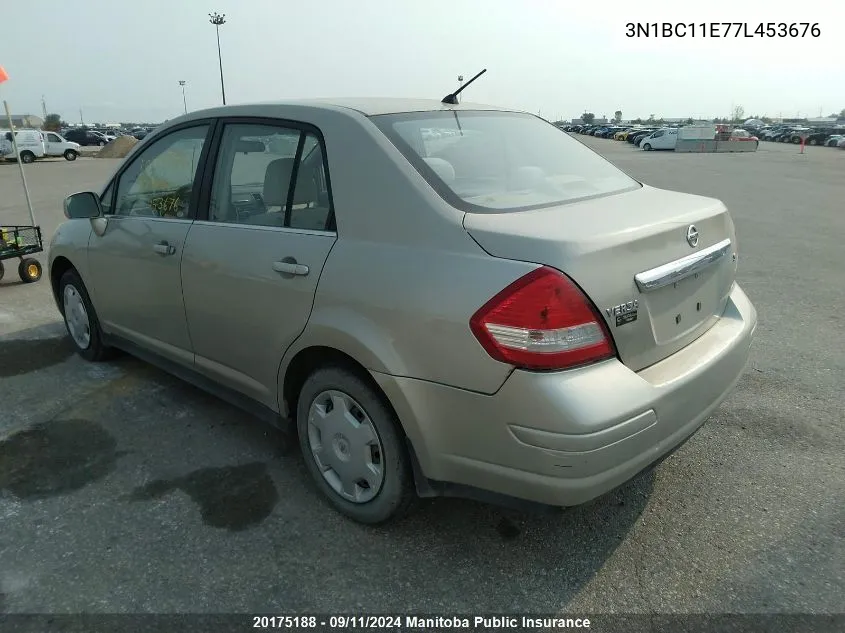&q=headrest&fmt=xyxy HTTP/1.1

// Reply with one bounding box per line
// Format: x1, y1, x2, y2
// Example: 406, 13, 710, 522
263, 158, 295, 206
